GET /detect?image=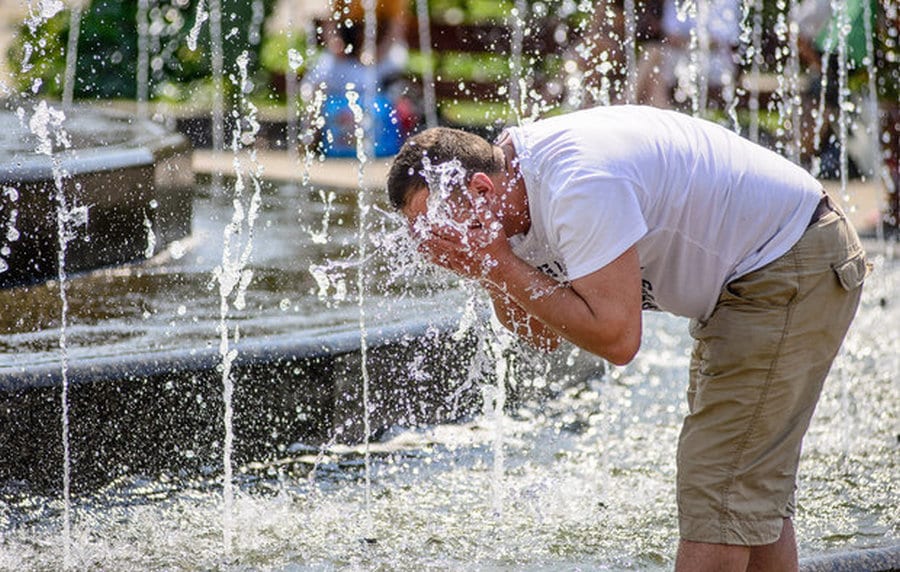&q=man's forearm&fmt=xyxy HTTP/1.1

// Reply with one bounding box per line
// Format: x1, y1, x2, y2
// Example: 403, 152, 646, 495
480, 247, 641, 365
487, 284, 562, 352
